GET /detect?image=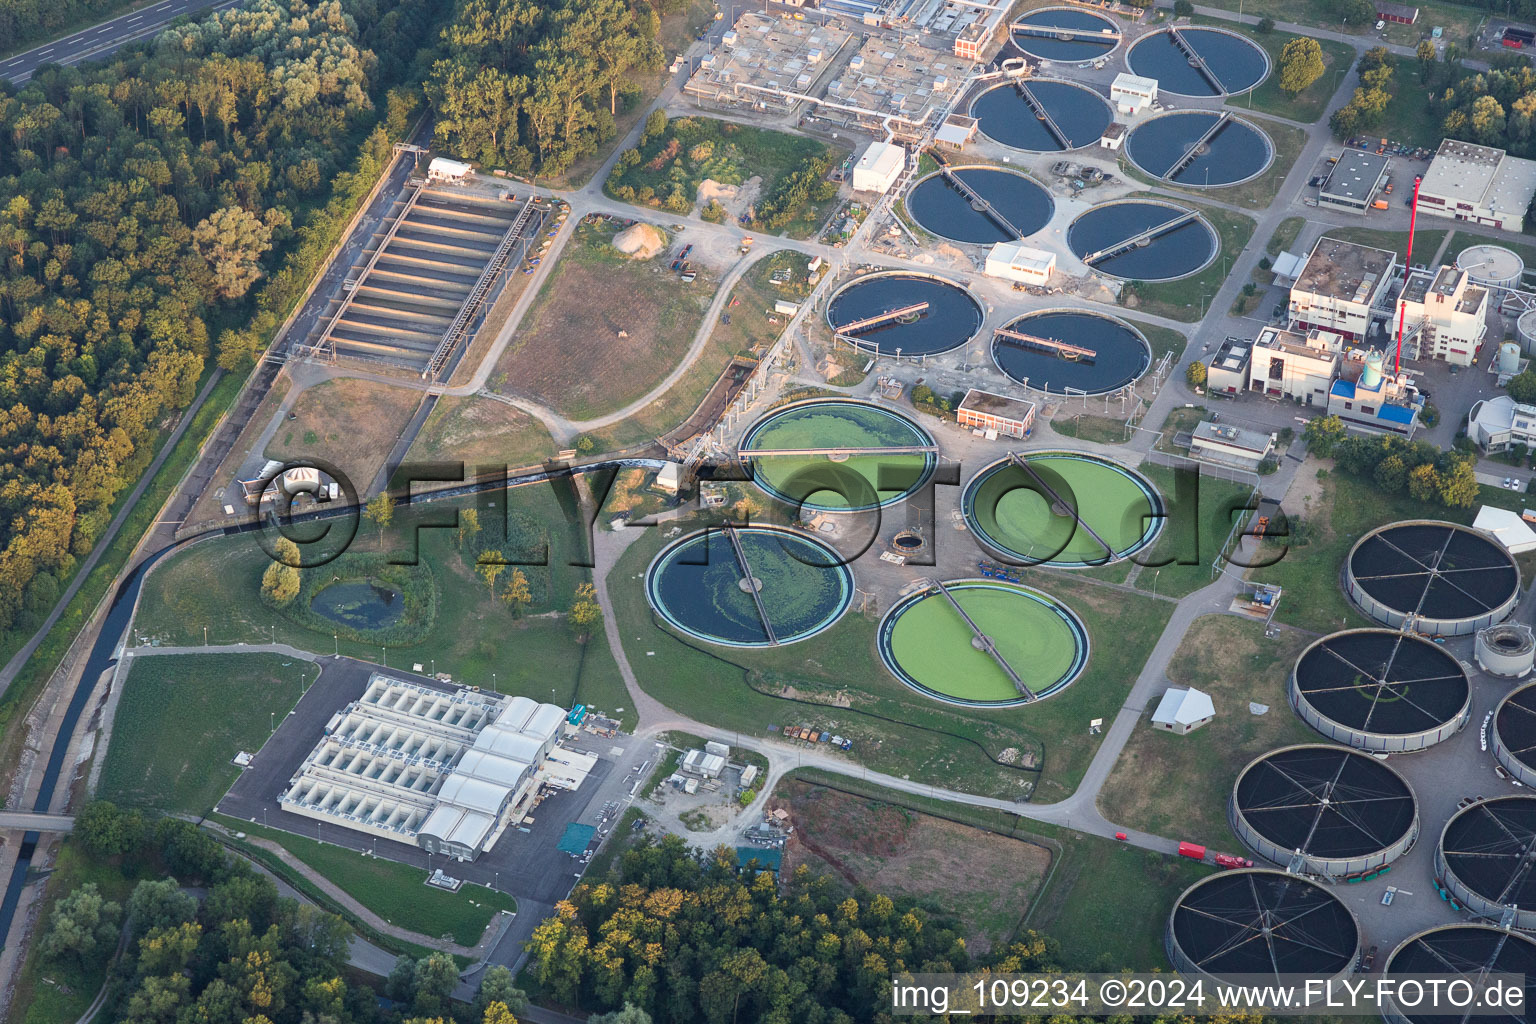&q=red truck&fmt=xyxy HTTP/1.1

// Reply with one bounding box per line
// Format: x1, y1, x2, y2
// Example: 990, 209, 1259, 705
1178, 841, 1206, 860
1178, 842, 1253, 869
1214, 853, 1254, 869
